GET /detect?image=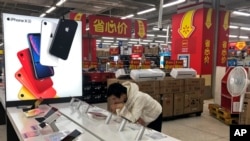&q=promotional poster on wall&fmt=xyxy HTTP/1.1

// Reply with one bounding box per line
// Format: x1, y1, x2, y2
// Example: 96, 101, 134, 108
2, 13, 82, 101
